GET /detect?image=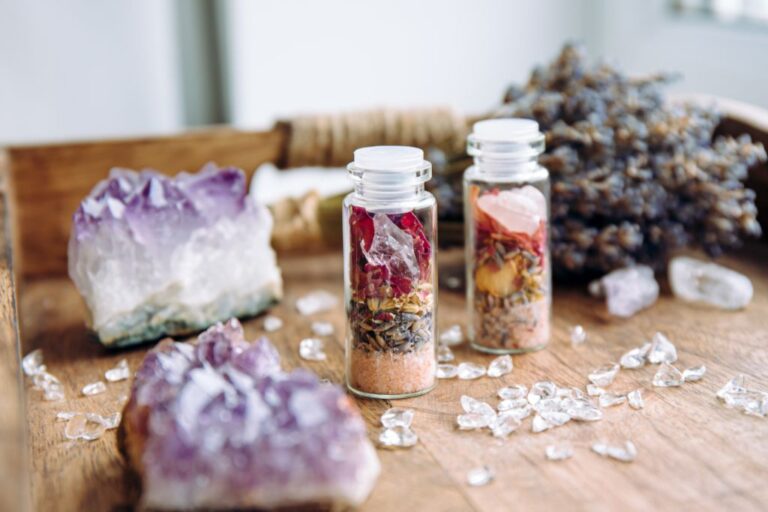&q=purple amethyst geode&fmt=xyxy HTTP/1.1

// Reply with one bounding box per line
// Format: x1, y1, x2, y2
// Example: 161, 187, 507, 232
68, 163, 282, 347
123, 319, 380, 509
